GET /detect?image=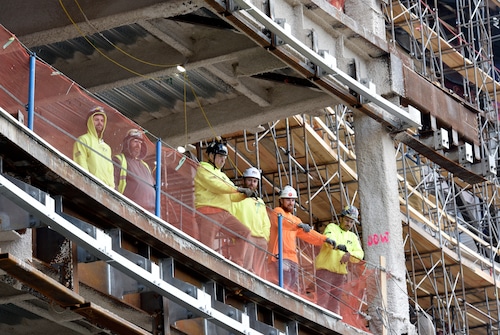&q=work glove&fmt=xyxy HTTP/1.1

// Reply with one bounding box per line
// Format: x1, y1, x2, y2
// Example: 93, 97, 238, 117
237, 187, 254, 197
297, 223, 312, 232
325, 238, 336, 248
337, 244, 348, 252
